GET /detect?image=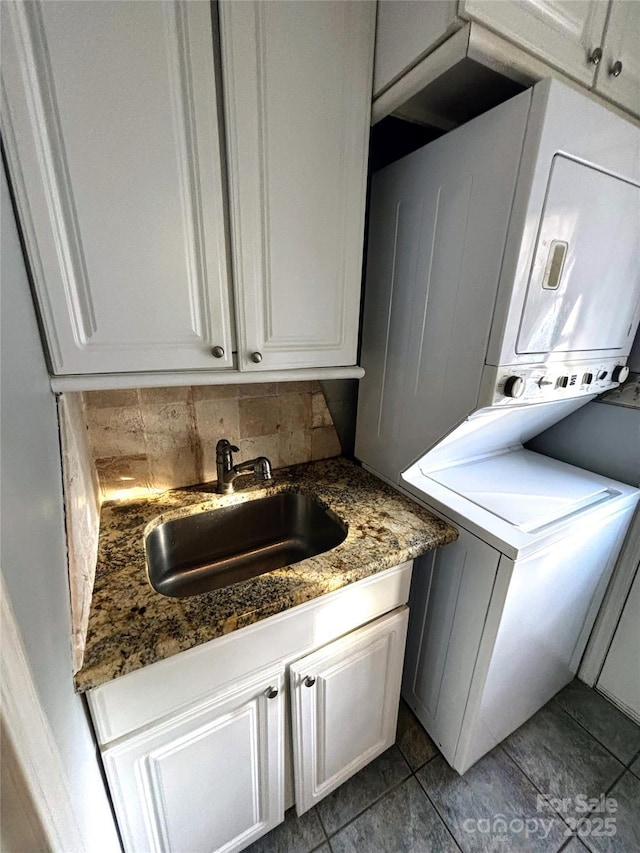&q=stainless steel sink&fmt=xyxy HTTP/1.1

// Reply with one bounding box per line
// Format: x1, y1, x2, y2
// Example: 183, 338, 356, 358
145, 491, 347, 598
